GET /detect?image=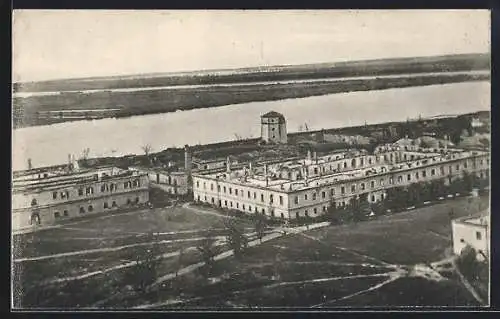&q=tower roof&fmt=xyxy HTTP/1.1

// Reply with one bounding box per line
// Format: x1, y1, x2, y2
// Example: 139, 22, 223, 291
261, 111, 285, 120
